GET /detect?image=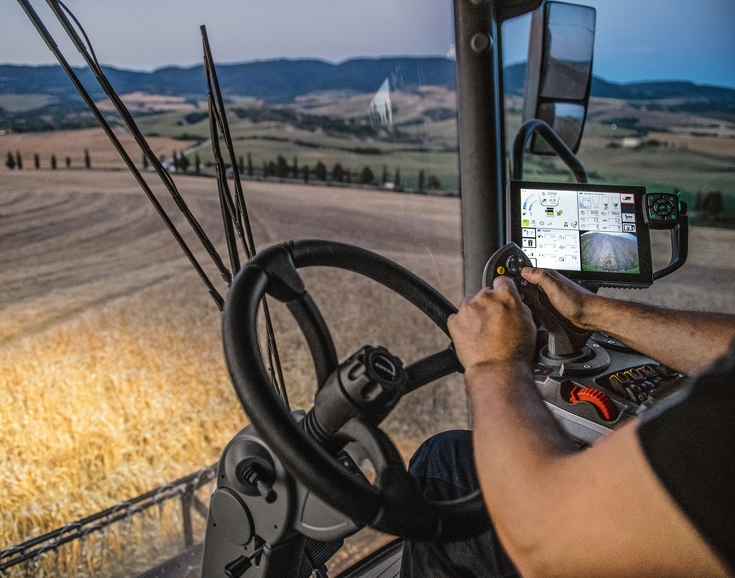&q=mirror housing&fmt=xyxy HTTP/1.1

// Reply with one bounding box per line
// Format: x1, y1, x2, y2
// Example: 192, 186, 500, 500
522, 1, 596, 154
